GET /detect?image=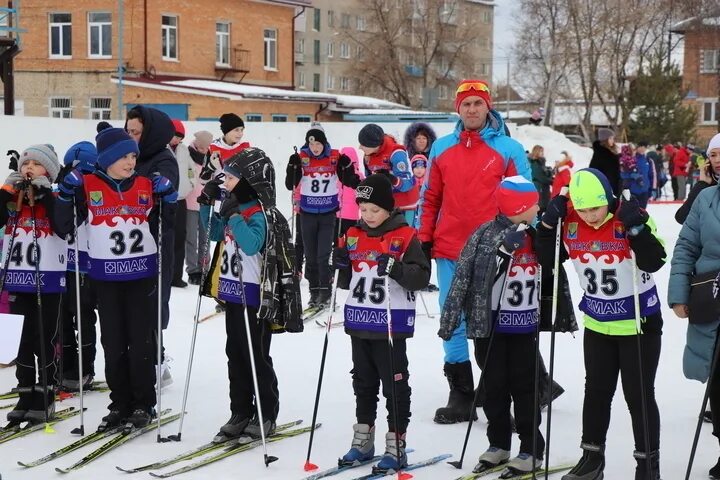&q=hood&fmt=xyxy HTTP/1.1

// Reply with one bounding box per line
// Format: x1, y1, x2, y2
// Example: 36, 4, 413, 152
300, 143, 332, 159
340, 146, 360, 167
452, 109, 508, 142
358, 210, 408, 237
126, 106, 175, 162
404, 122, 438, 157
